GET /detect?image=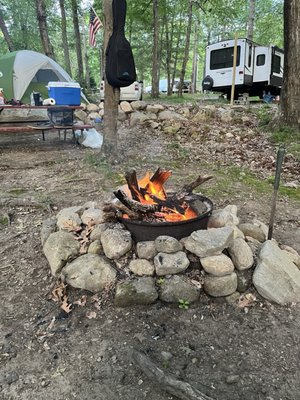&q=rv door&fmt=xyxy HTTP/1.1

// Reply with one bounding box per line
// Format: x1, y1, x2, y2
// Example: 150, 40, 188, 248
253, 47, 270, 83
270, 47, 284, 87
